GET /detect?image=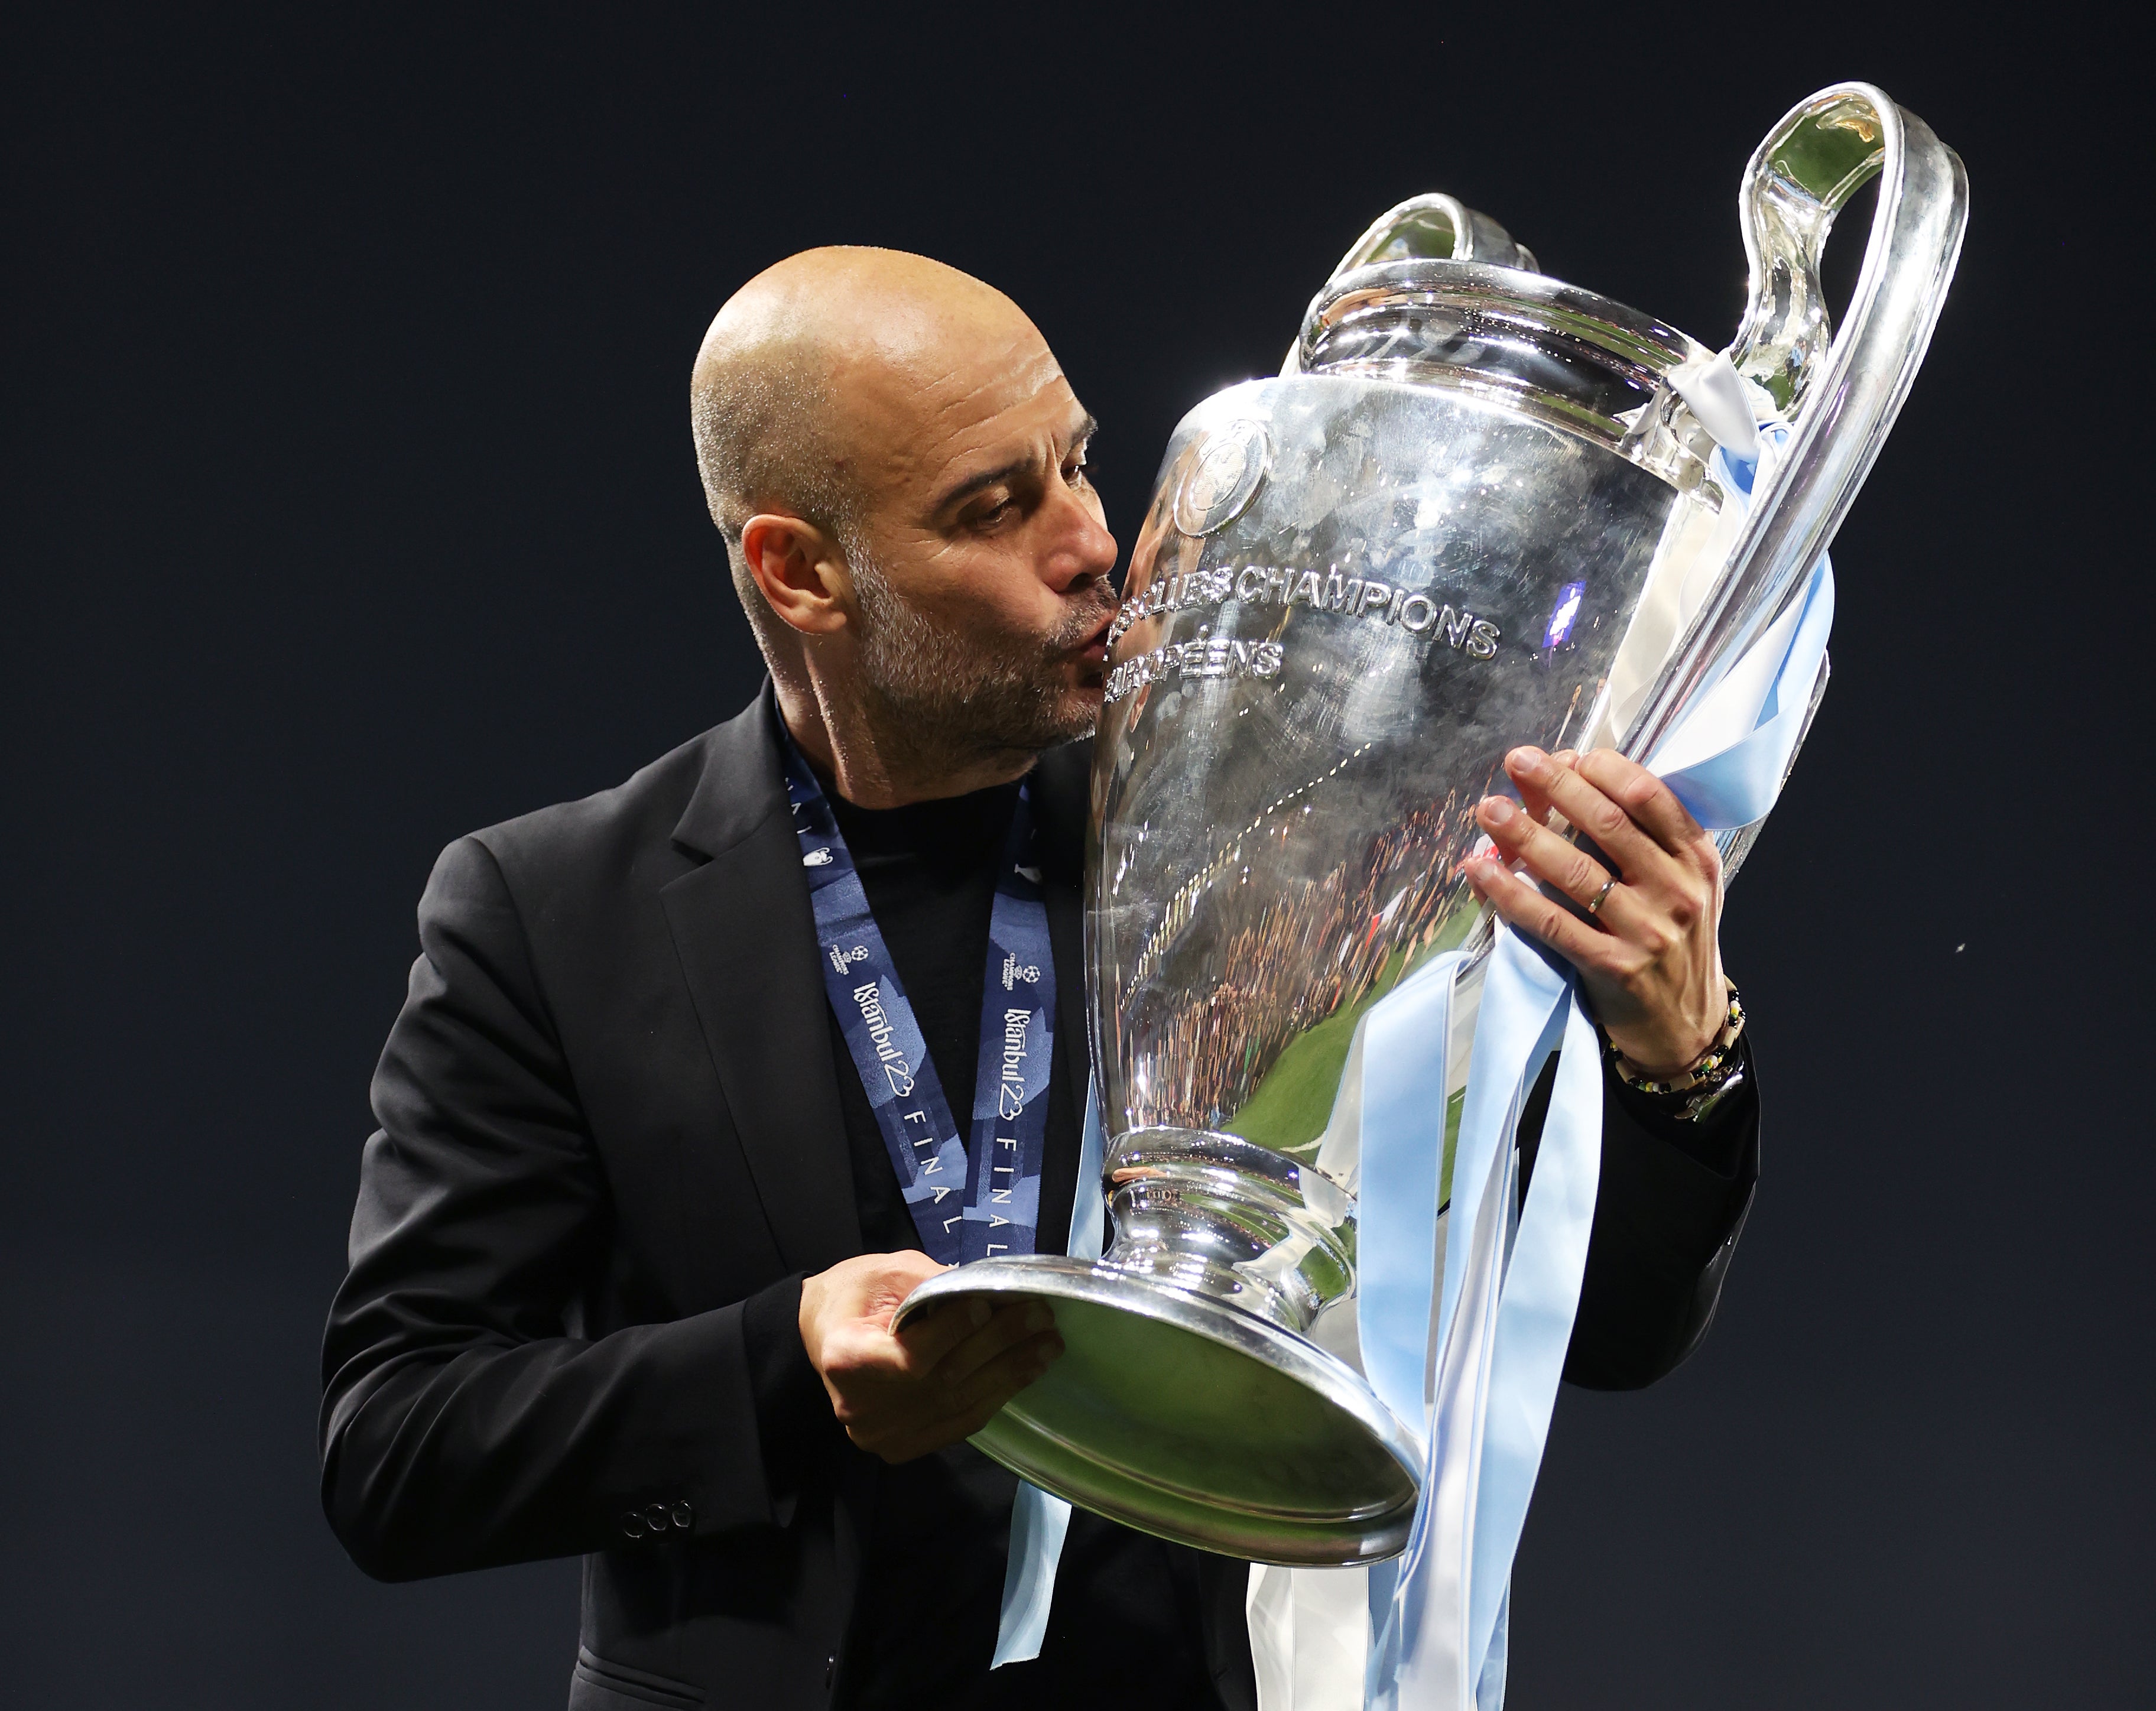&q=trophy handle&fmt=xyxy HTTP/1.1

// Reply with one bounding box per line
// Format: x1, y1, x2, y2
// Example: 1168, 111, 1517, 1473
1620, 82, 1969, 761
1327, 193, 1540, 278
1281, 195, 1540, 376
